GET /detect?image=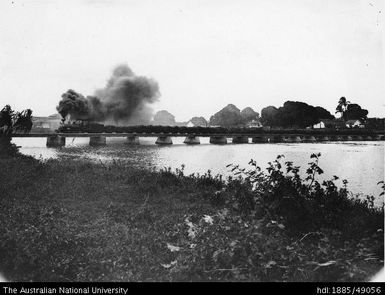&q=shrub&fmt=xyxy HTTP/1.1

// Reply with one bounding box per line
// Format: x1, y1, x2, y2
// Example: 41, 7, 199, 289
223, 153, 384, 235
0, 137, 20, 158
